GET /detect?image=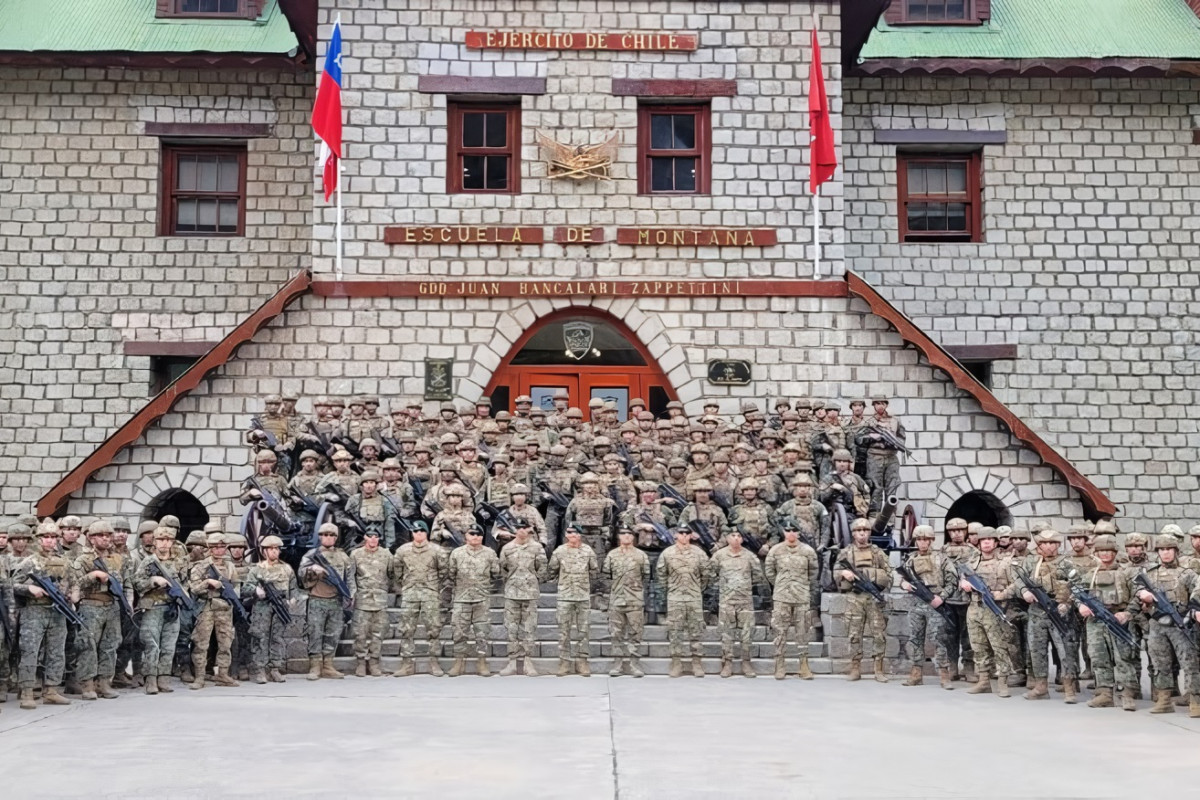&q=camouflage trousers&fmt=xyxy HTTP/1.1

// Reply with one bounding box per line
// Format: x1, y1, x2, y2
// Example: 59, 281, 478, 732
305, 596, 345, 657
1027, 606, 1077, 680
115, 608, 137, 678
192, 605, 234, 674
1085, 617, 1138, 691
172, 606, 195, 676
248, 603, 287, 671
1007, 612, 1030, 679
503, 598, 538, 660
0, 624, 9, 687
557, 600, 590, 661
63, 619, 78, 687
609, 603, 645, 660
398, 592, 443, 658
666, 600, 704, 658
139, 606, 181, 679
451, 601, 490, 658
865, 452, 899, 514
771, 601, 811, 660
644, 550, 666, 614
718, 601, 755, 660
845, 592, 887, 661
966, 603, 1013, 679
580, 529, 610, 597
76, 601, 121, 681
938, 602, 973, 673
230, 612, 251, 677
907, 604, 946, 669
1148, 623, 1200, 695
18, 605, 67, 689
352, 608, 388, 661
